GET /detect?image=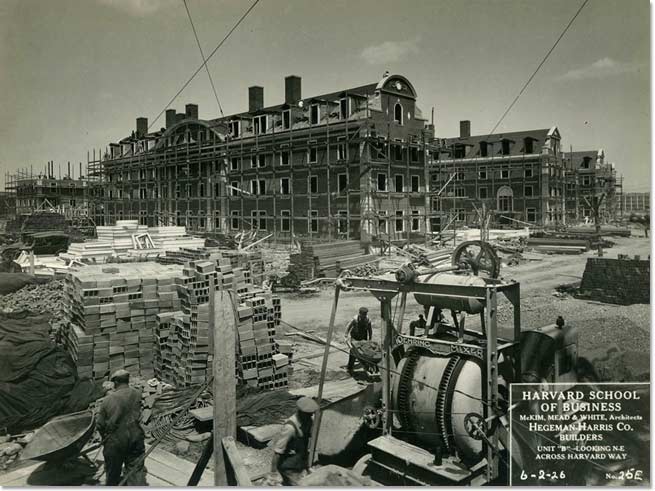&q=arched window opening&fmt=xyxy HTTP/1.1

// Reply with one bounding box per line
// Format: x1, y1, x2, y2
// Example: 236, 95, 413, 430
394, 103, 403, 125
497, 186, 514, 212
